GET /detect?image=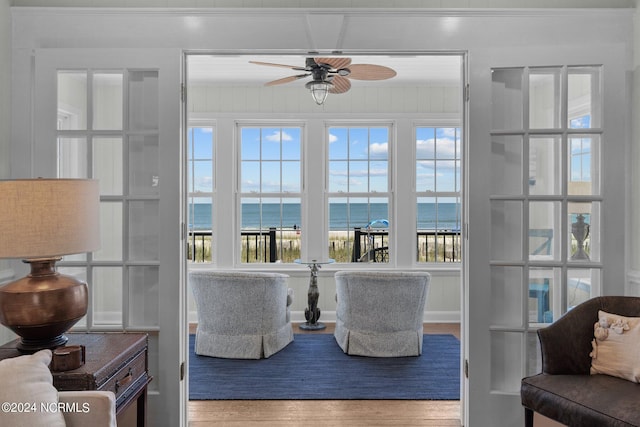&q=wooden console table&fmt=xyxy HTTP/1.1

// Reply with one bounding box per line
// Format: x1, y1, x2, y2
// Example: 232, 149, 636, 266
0, 333, 151, 427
